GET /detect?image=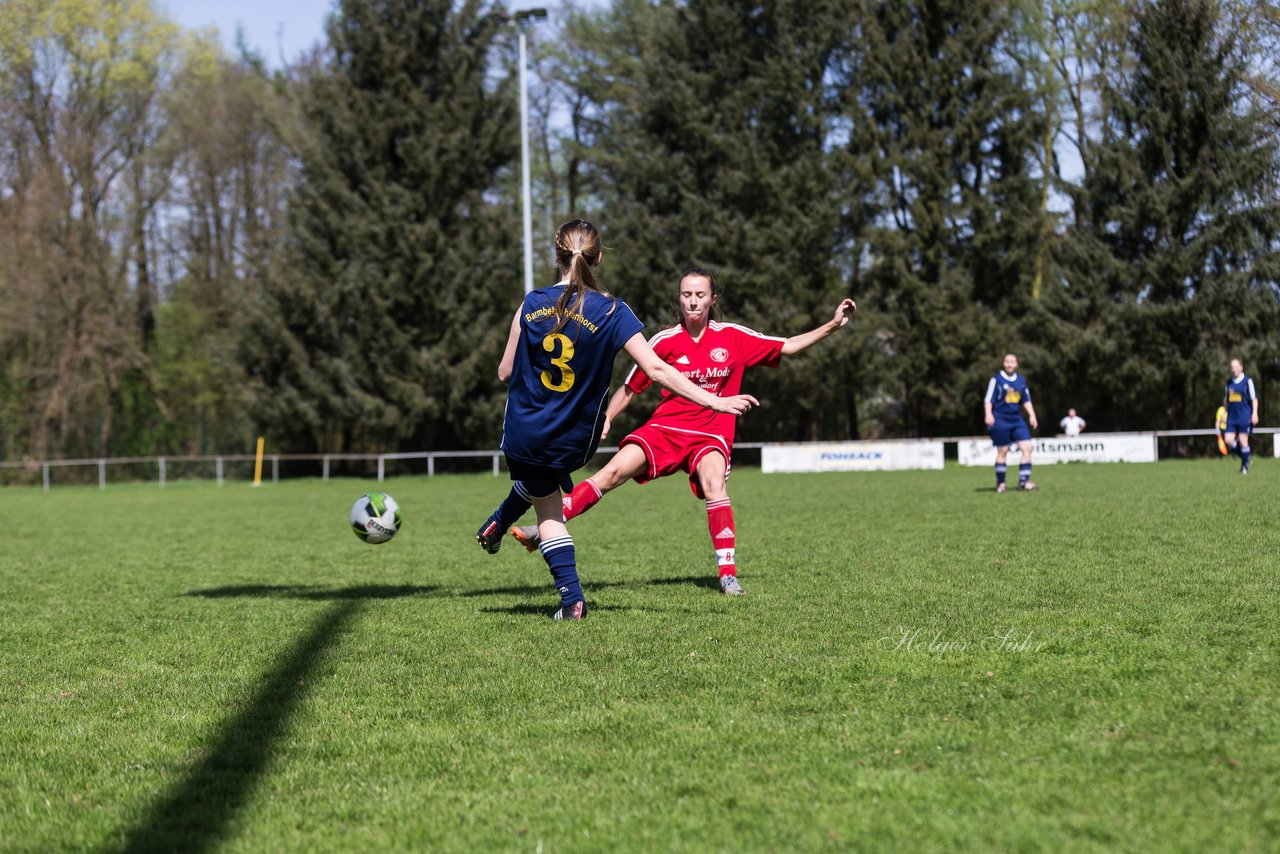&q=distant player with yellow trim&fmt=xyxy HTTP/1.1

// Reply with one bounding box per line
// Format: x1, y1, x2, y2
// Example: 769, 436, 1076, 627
984, 353, 1039, 492
474, 219, 756, 620
1222, 358, 1259, 474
